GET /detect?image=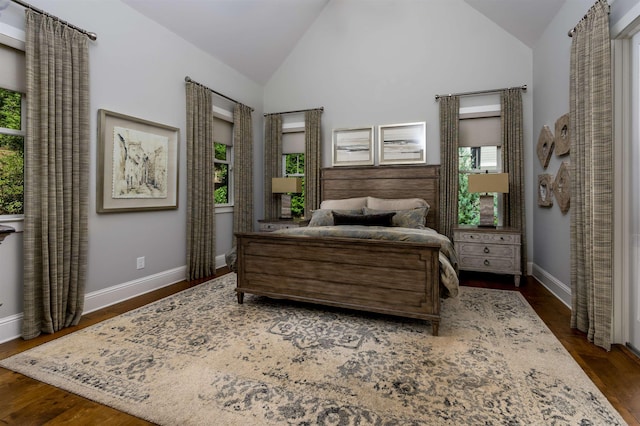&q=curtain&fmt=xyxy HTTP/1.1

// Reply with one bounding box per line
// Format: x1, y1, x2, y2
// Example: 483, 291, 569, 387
438, 95, 460, 241
500, 88, 527, 274
233, 104, 254, 244
570, 0, 612, 350
186, 82, 216, 281
304, 109, 323, 217
22, 11, 90, 339
263, 114, 282, 219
